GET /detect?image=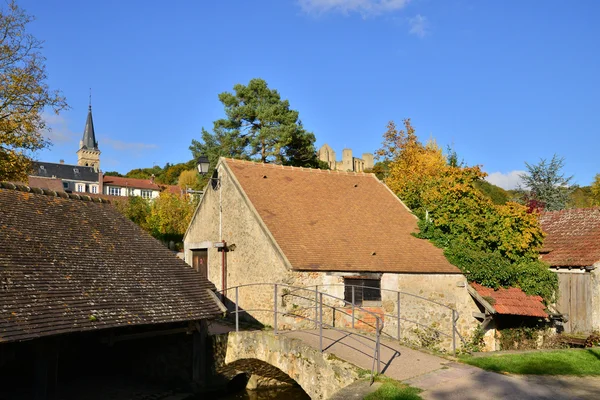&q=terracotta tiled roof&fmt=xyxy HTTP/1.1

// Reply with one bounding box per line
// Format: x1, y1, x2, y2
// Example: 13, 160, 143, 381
471, 283, 548, 318
103, 175, 180, 194
539, 207, 600, 267
0, 183, 221, 343
224, 159, 460, 274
